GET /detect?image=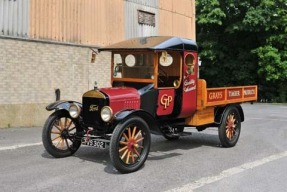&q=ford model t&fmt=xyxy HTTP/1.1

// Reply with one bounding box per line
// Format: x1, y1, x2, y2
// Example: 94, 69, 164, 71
42, 36, 257, 173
